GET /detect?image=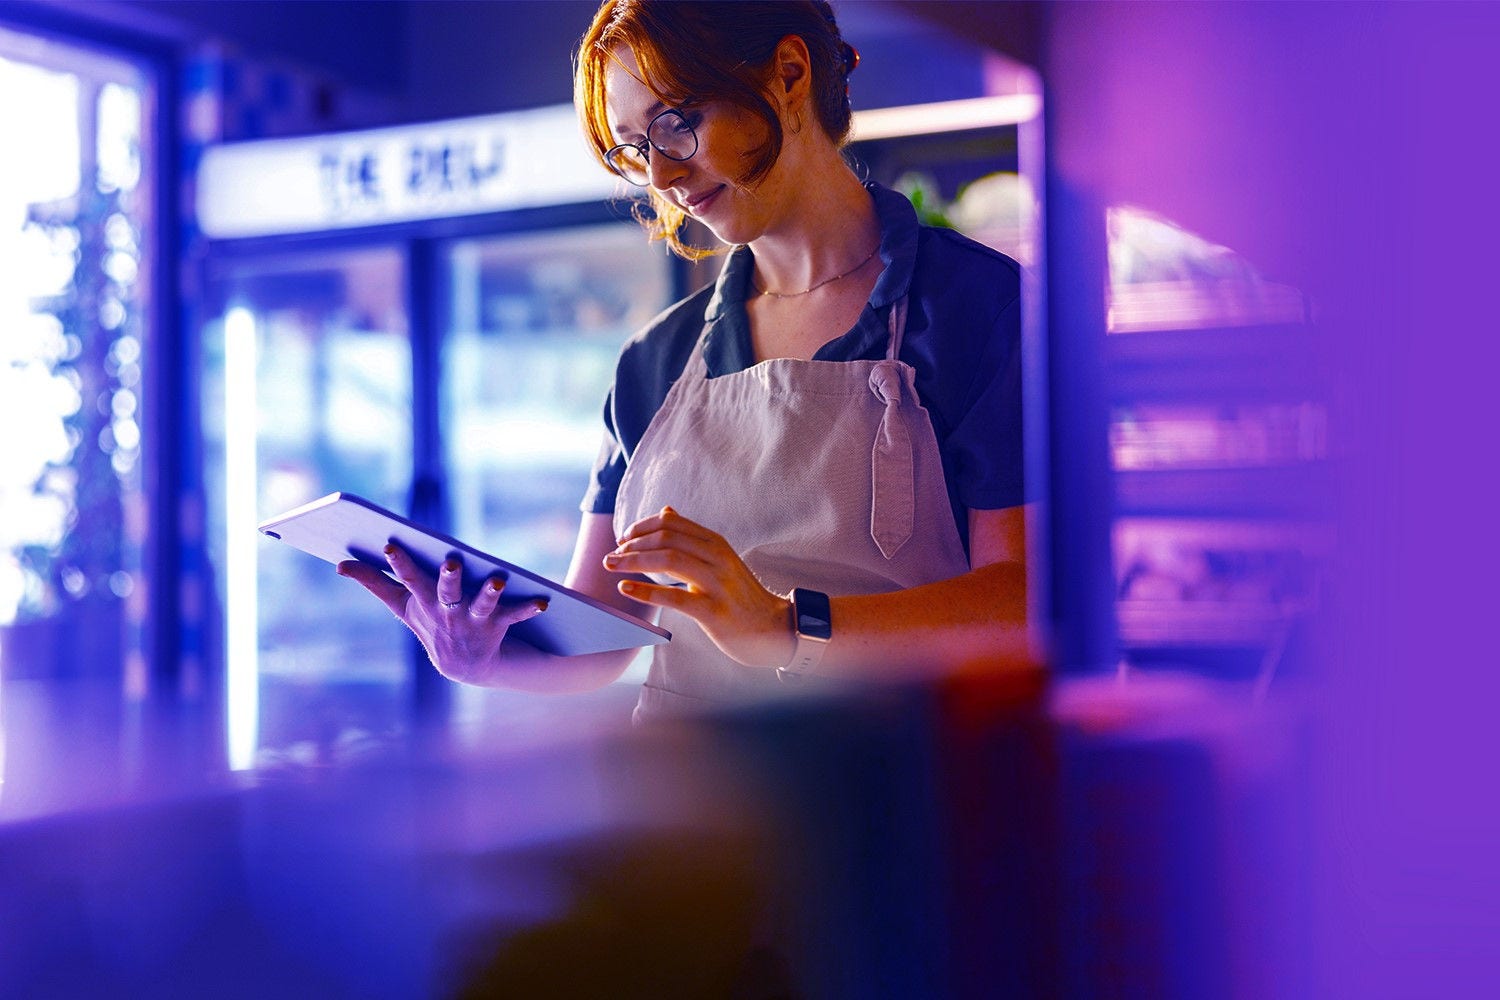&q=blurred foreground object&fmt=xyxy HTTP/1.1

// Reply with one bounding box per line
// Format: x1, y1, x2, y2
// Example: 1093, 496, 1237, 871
0, 669, 1304, 998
